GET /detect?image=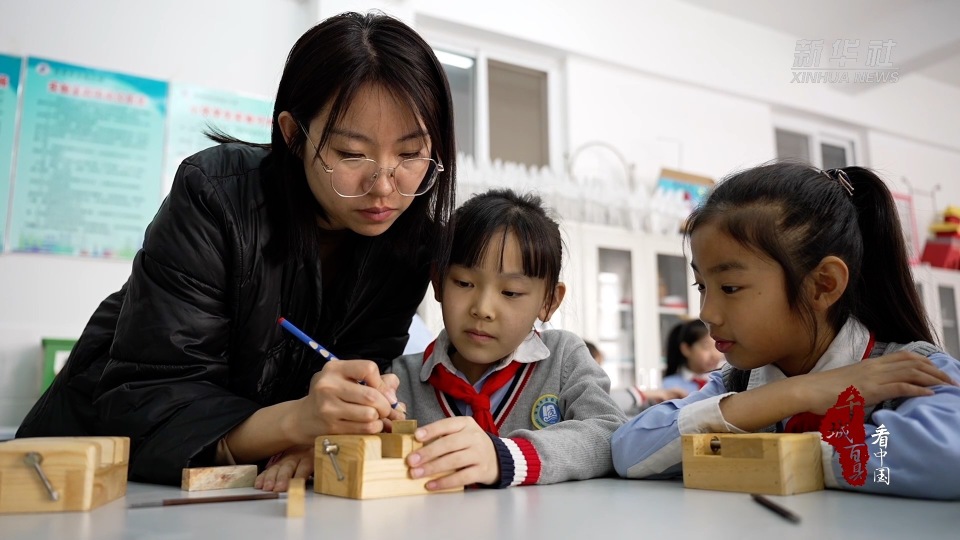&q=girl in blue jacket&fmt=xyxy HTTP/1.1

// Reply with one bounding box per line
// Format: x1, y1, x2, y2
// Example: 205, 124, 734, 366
612, 162, 960, 500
